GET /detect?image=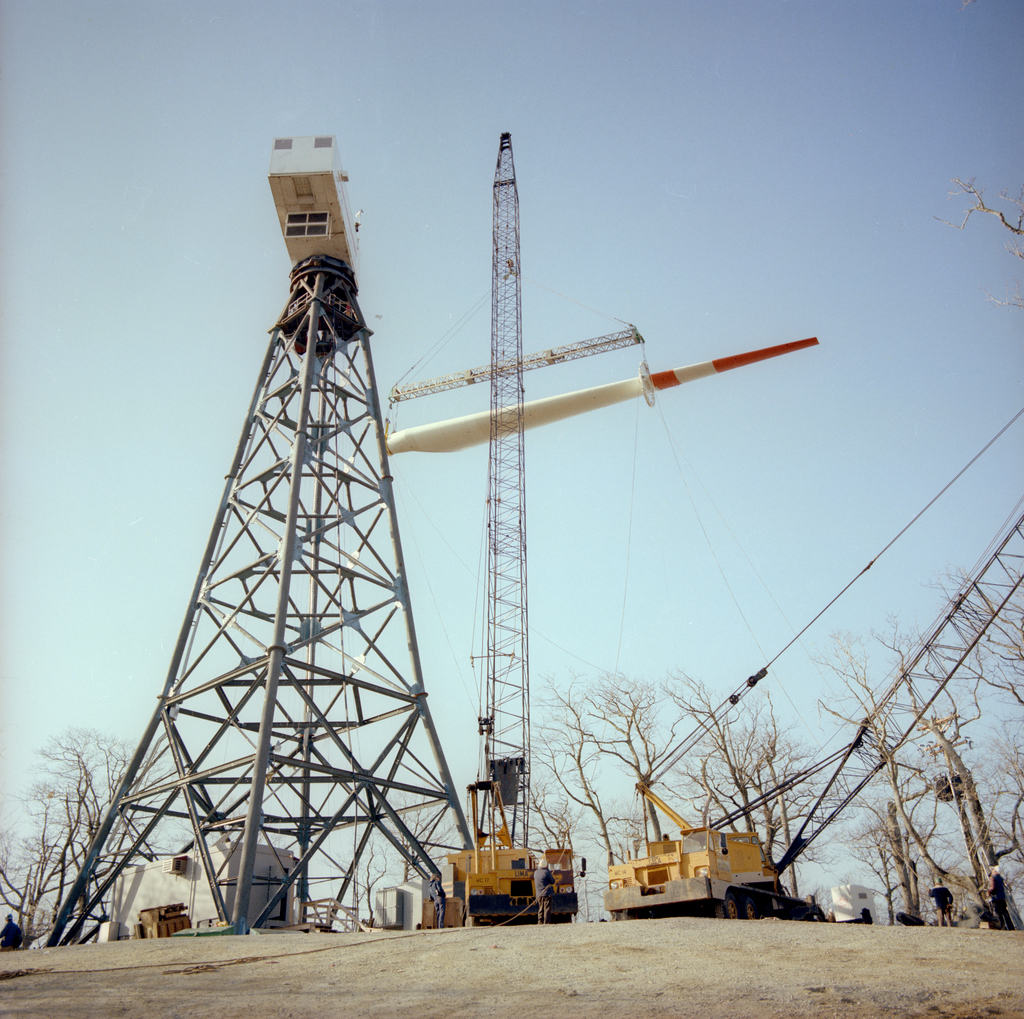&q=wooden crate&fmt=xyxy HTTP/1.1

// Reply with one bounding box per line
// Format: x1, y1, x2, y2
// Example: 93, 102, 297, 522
138, 903, 186, 924
138, 903, 190, 939
156, 917, 191, 938
421, 896, 464, 929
